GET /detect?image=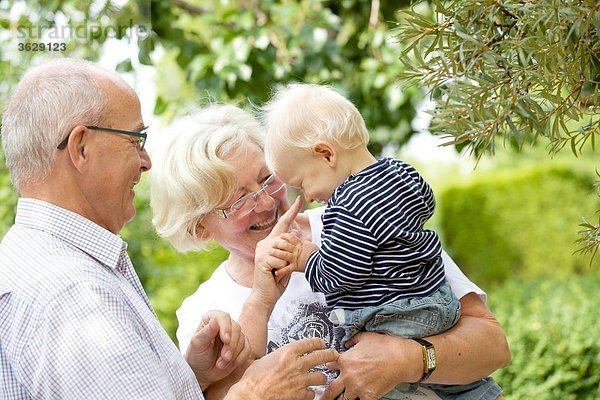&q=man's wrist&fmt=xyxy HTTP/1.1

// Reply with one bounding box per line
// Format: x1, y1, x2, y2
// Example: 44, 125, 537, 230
223, 381, 246, 400
184, 352, 211, 391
